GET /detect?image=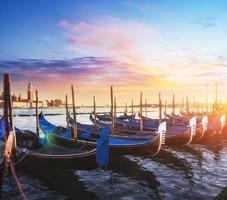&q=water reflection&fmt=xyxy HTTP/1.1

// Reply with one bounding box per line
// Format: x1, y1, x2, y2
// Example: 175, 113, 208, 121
76, 169, 158, 200
19, 166, 98, 200
1, 108, 227, 200
151, 149, 193, 182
